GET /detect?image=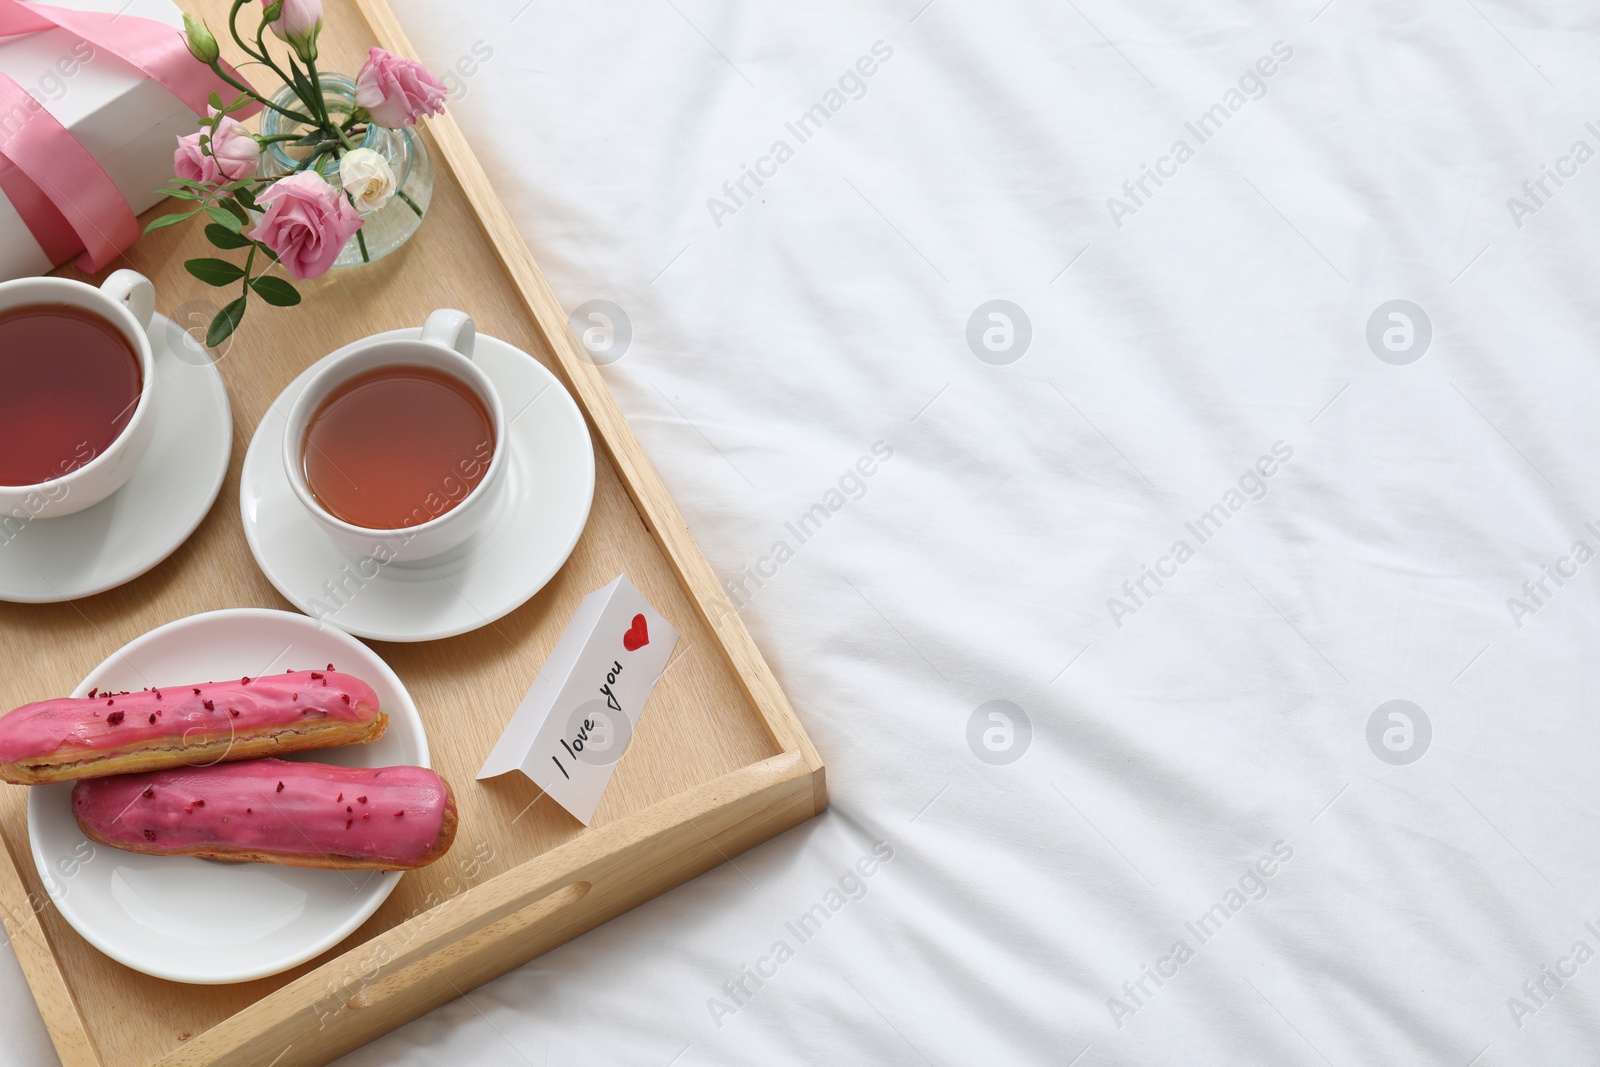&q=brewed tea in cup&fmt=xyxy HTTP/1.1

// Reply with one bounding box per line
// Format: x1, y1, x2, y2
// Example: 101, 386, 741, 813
0, 270, 158, 519
283, 309, 507, 563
